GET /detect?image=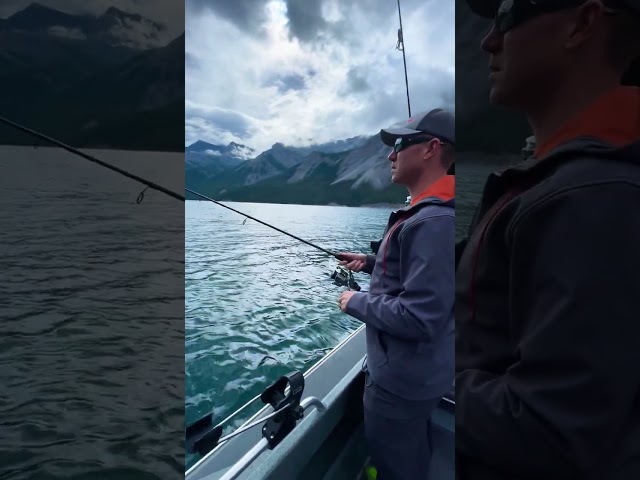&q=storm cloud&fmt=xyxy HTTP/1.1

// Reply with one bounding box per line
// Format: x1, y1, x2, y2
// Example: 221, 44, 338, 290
186, 0, 268, 34
341, 67, 372, 96
284, 0, 327, 43
186, 102, 255, 139
186, 0, 454, 153
263, 73, 307, 93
